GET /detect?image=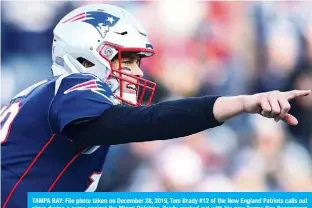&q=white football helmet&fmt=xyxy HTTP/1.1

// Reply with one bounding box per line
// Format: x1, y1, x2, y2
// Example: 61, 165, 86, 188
52, 4, 156, 106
